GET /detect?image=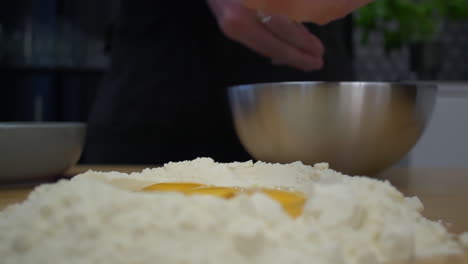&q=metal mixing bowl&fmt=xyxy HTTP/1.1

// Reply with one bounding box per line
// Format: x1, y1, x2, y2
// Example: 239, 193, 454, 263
228, 82, 437, 175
